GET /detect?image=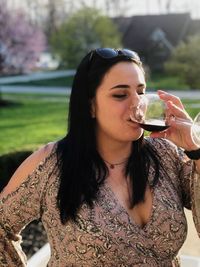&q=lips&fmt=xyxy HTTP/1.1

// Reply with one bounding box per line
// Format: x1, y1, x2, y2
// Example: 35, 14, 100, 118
128, 118, 137, 123
127, 119, 140, 128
